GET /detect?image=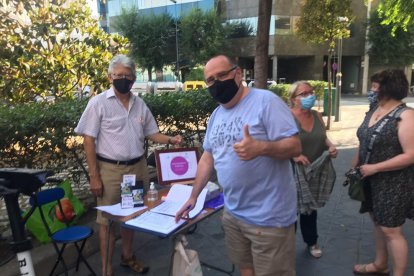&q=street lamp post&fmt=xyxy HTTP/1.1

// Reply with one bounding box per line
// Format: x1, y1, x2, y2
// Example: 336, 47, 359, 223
335, 16, 349, 122
335, 36, 343, 122
170, 0, 180, 83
